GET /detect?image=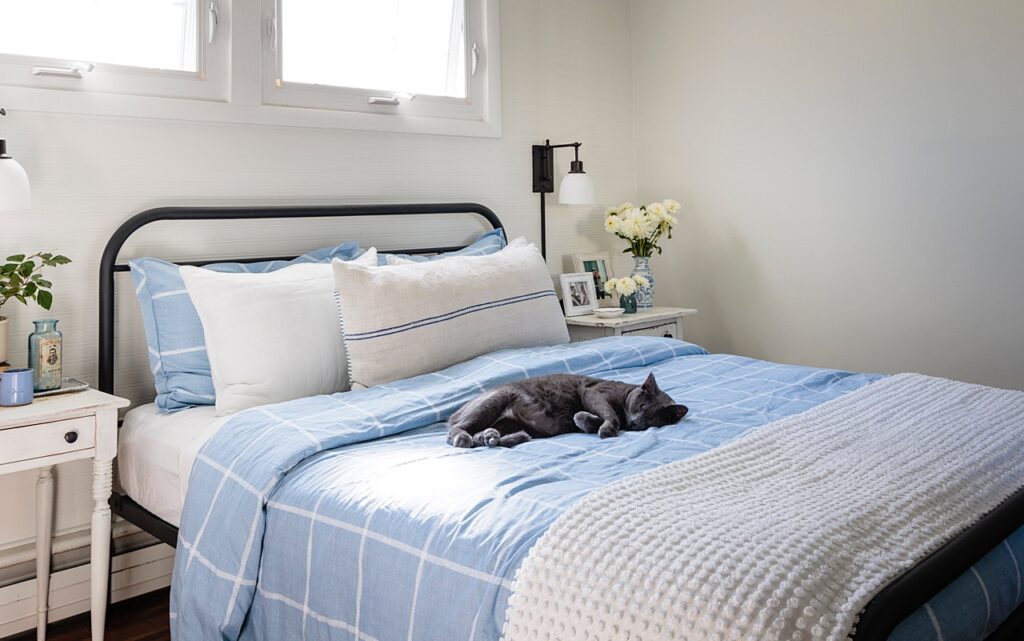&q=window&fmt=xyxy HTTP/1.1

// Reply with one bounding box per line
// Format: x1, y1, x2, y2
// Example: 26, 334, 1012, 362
0, 0, 500, 137
281, 0, 467, 98
262, 0, 497, 131
0, 0, 226, 101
